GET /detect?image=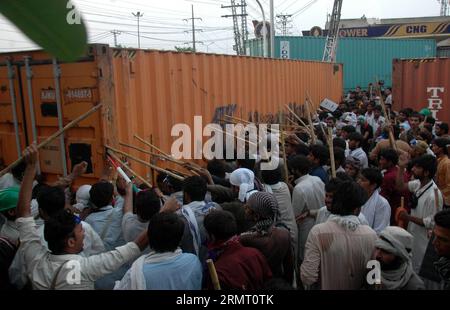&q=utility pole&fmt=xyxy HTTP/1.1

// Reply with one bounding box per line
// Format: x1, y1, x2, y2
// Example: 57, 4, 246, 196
439, 0, 449, 16
221, 0, 248, 55
132, 11, 144, 48
240, 0, 248, 55
276, 14, 293, 36
111, 30, 121, 47
184, 5, 202, 52
270, 0, 274, 58
322, 0, 343, 63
